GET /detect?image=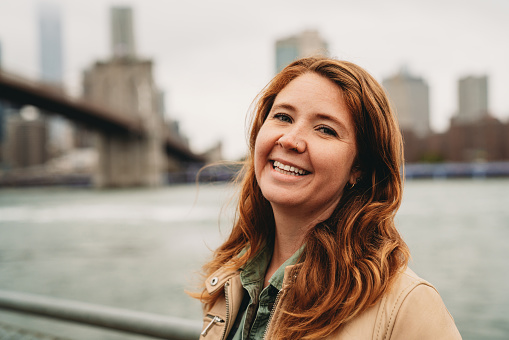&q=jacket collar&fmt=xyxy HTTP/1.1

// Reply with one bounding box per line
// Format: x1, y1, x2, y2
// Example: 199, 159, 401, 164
205, 265, 239, 295
205, 261, 303, 295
